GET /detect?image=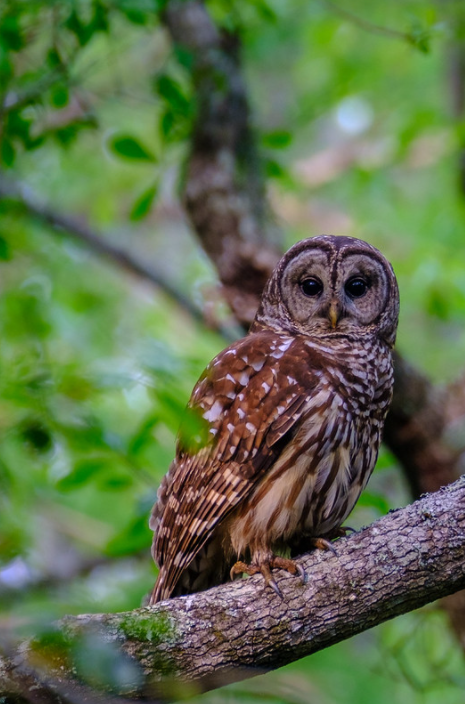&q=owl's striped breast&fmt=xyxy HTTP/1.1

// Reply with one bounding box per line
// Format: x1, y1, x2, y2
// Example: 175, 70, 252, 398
227, 336, 393, 557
